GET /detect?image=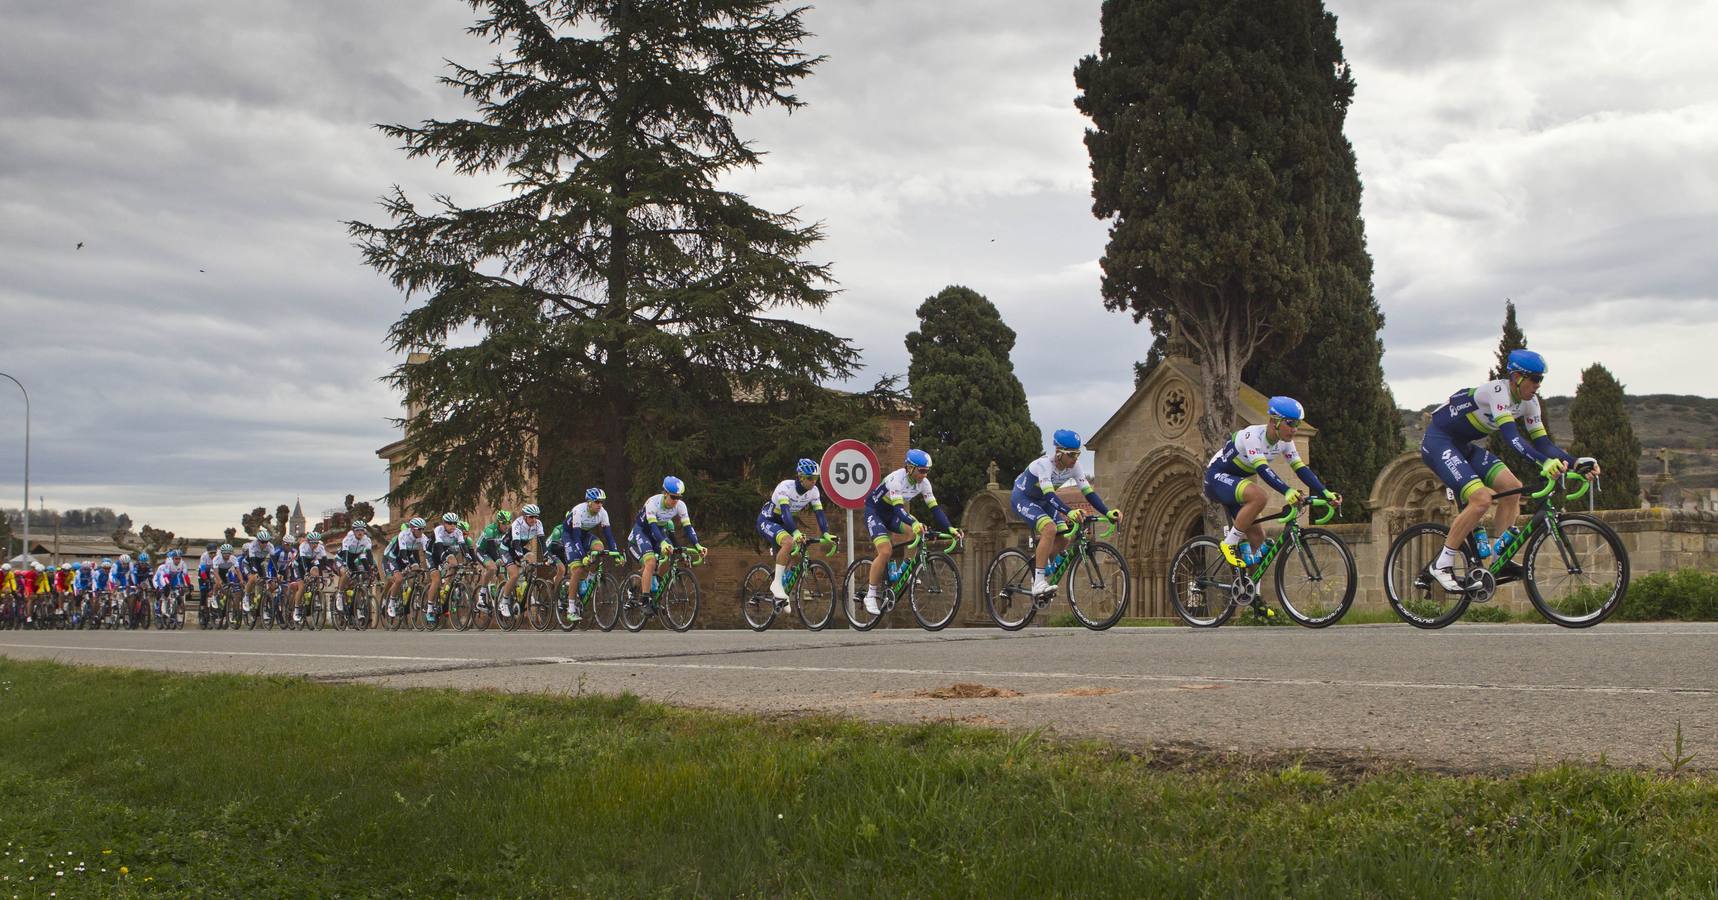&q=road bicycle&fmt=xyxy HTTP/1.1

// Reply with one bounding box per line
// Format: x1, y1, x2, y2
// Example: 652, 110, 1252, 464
1168, 498, 1356, 628
739, 535, 838, 632
241, 572, 288, 630
203, 581, 241, 630
563, 550, 625, 632
1383, 464, 1628, 629
333, 565, 379, 631
153, 584, 188, 630
842, 529, 962, 632
621, 545, 705, 632
382, 565, 426, 631
982, 513, 1130, 631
